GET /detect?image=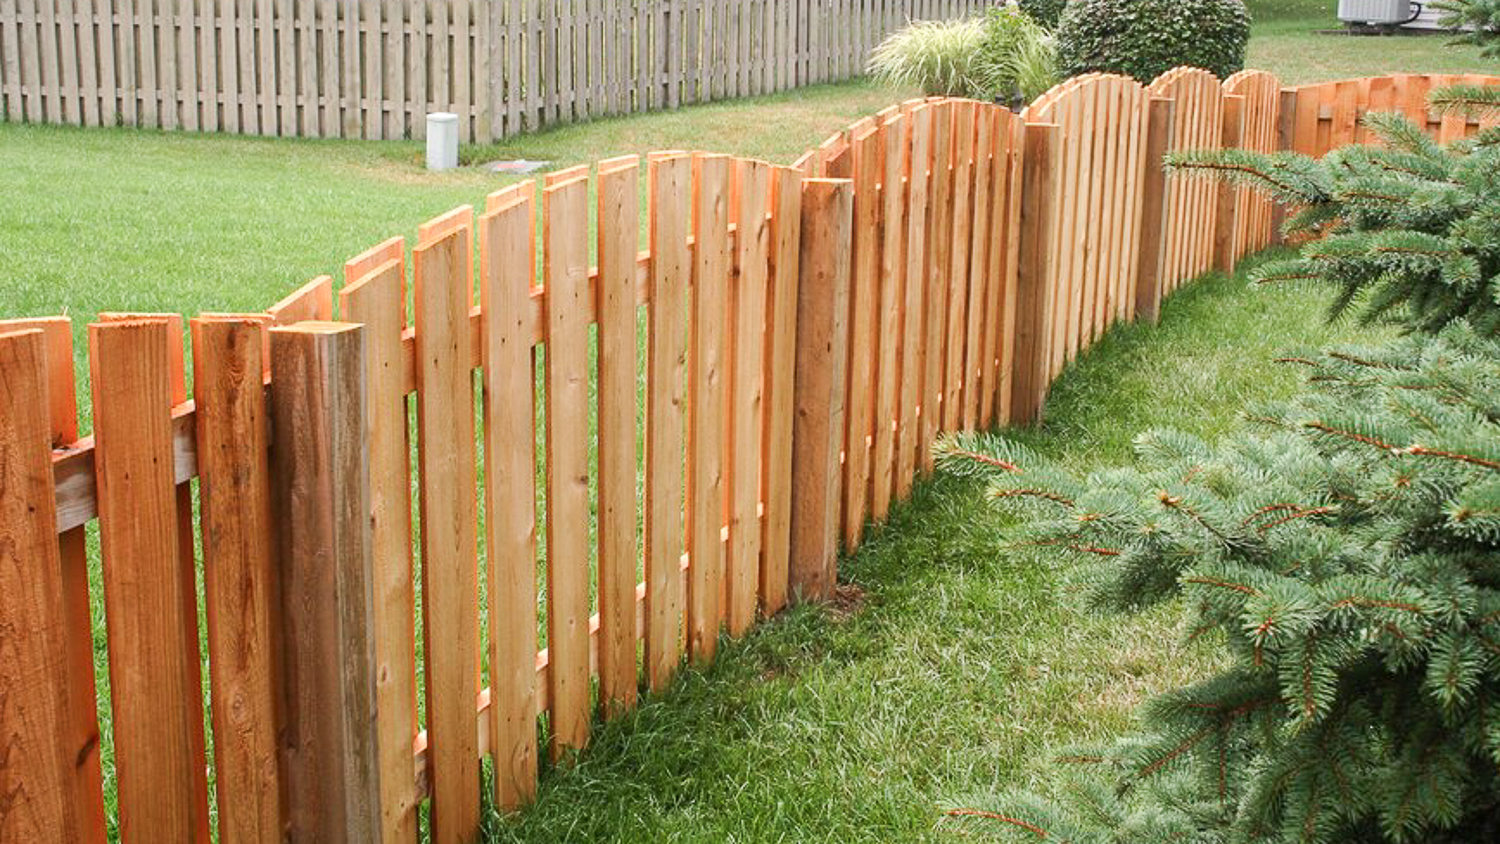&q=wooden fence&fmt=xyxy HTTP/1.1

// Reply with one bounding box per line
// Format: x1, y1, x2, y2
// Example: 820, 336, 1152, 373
4, 68, 1500, 844
1282, 72, 1500, 157
0, 0, 988, 142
